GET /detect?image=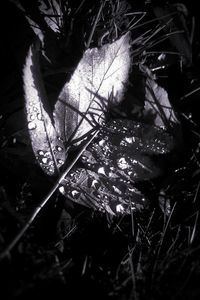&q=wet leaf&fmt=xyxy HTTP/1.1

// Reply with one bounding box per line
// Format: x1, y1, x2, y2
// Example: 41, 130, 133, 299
54, 33, 131, 146
23, 42, 66, 176
60, 168, 146, 216
59, 119, 174, 215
